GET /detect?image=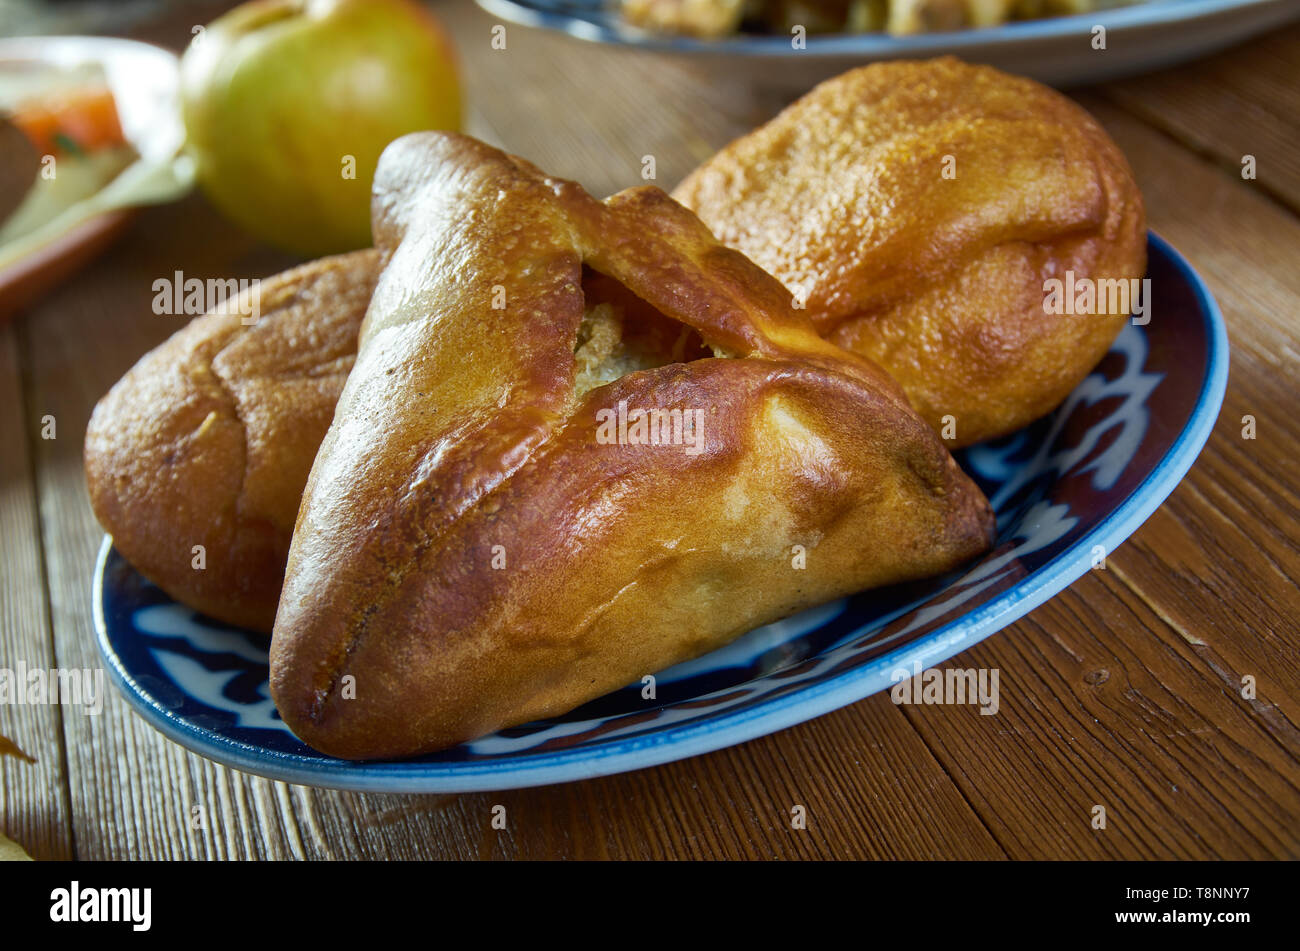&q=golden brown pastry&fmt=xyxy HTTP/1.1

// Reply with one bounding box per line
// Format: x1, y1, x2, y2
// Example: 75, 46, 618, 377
84, 250, 381, 632
270, 132, 995, 760
673, 58, 1147, 446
